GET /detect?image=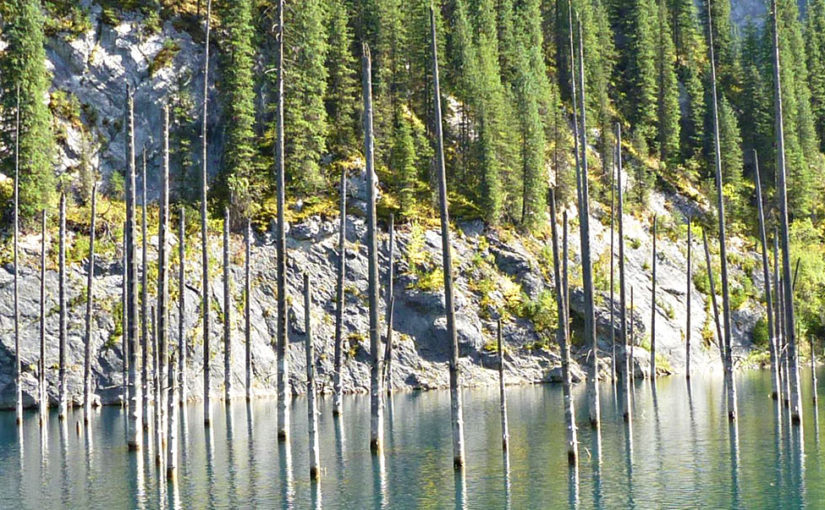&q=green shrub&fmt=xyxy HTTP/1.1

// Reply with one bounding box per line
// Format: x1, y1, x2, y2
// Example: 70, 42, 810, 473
752, 315, 769, 348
